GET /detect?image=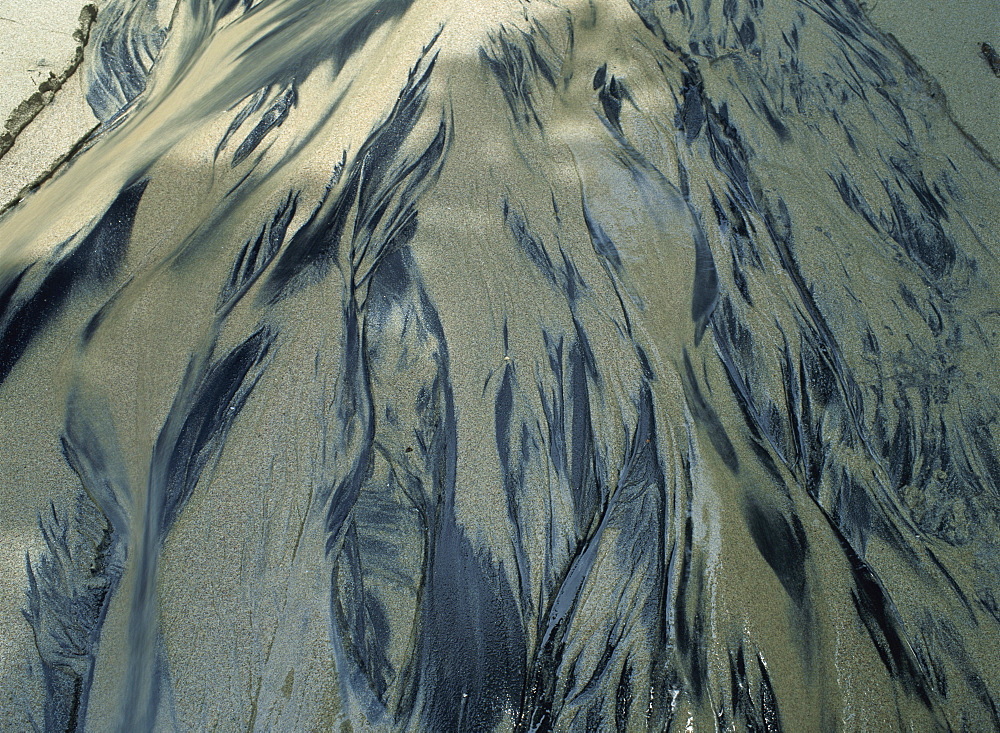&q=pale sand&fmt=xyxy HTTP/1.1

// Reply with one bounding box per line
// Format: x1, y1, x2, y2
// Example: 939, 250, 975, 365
0, 0, 90, 123
0, 0, 997, 205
